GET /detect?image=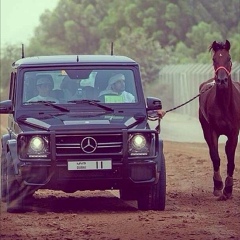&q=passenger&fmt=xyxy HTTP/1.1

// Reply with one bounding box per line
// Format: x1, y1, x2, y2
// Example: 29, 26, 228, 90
99, 74, 135, 103
60, 76, 78, 101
